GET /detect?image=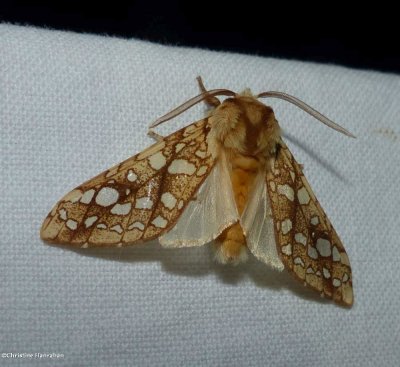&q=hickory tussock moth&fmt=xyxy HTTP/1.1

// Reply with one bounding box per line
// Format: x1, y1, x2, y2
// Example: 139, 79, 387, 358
41, 77, 354, 306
